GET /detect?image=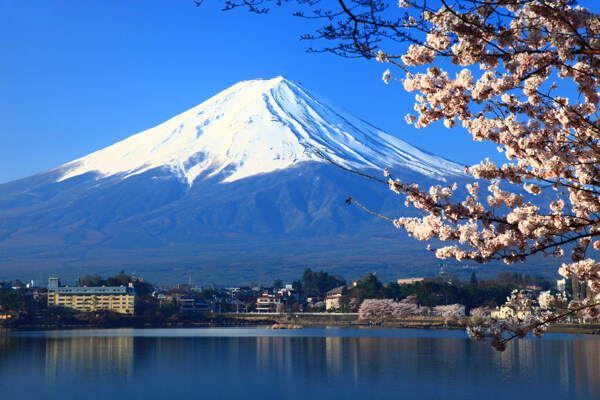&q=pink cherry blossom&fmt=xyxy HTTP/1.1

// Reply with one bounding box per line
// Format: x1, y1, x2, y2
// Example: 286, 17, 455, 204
363, 0, 600, 349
